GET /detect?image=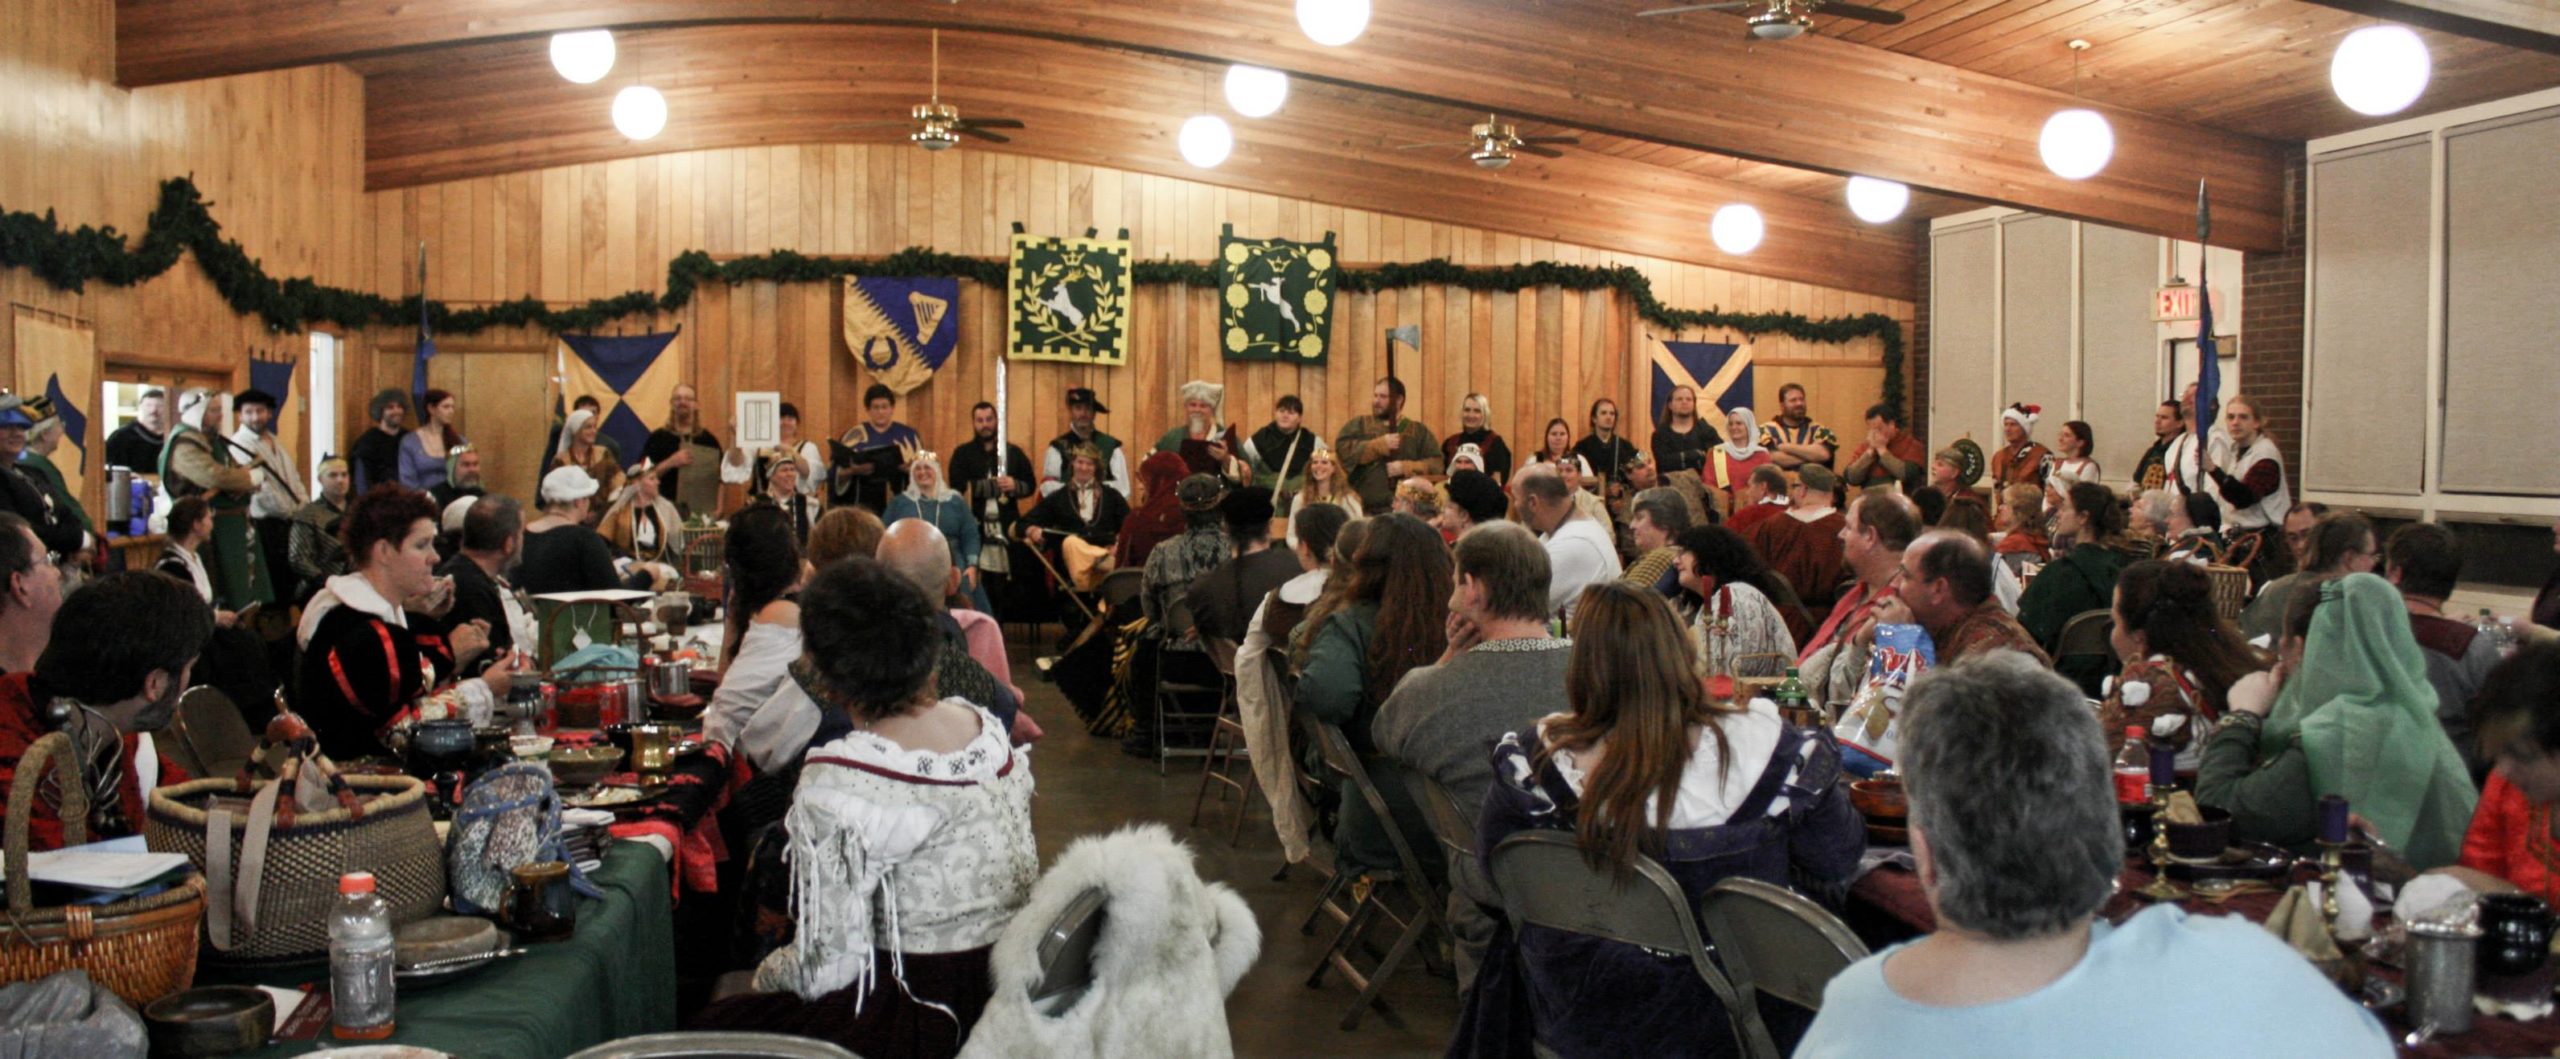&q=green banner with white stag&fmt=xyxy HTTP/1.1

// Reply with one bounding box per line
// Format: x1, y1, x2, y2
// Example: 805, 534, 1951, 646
1219, 226, 1337, 363
1006, 230, 1132, 366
